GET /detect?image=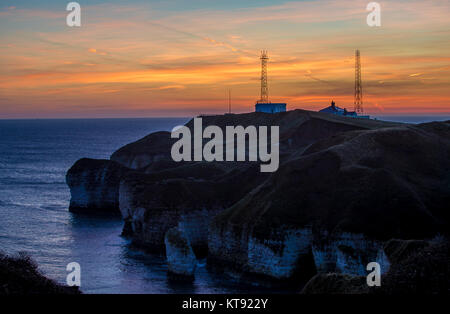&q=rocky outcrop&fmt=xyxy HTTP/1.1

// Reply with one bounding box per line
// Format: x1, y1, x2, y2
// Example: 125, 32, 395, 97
118, 173, 218, 253
118, 164, 266, 255
66, 158, 129, 214
311, 232, 390, 275
209, 121, 450, 282
65, 110, 450, 290
0, 252, 81, 295
208, 222, 316, 283
301, 237, 450, 294
164, 228, 197, 280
